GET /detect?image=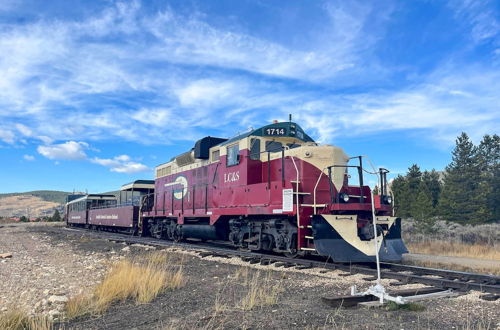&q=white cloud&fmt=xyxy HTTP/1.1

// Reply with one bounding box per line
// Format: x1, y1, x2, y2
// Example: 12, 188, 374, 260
0, 1, 498, 151
16, 124, 33, 137
175, 80, 239, 107
0, 129, 15, 144
448, 0, 500, 43
131, 108, 172, 127
23, 154, 35, 161
91, 155, 149, 174
291, 67, 500, 145
111, 162, 149, 174
37, 141, 88, 160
